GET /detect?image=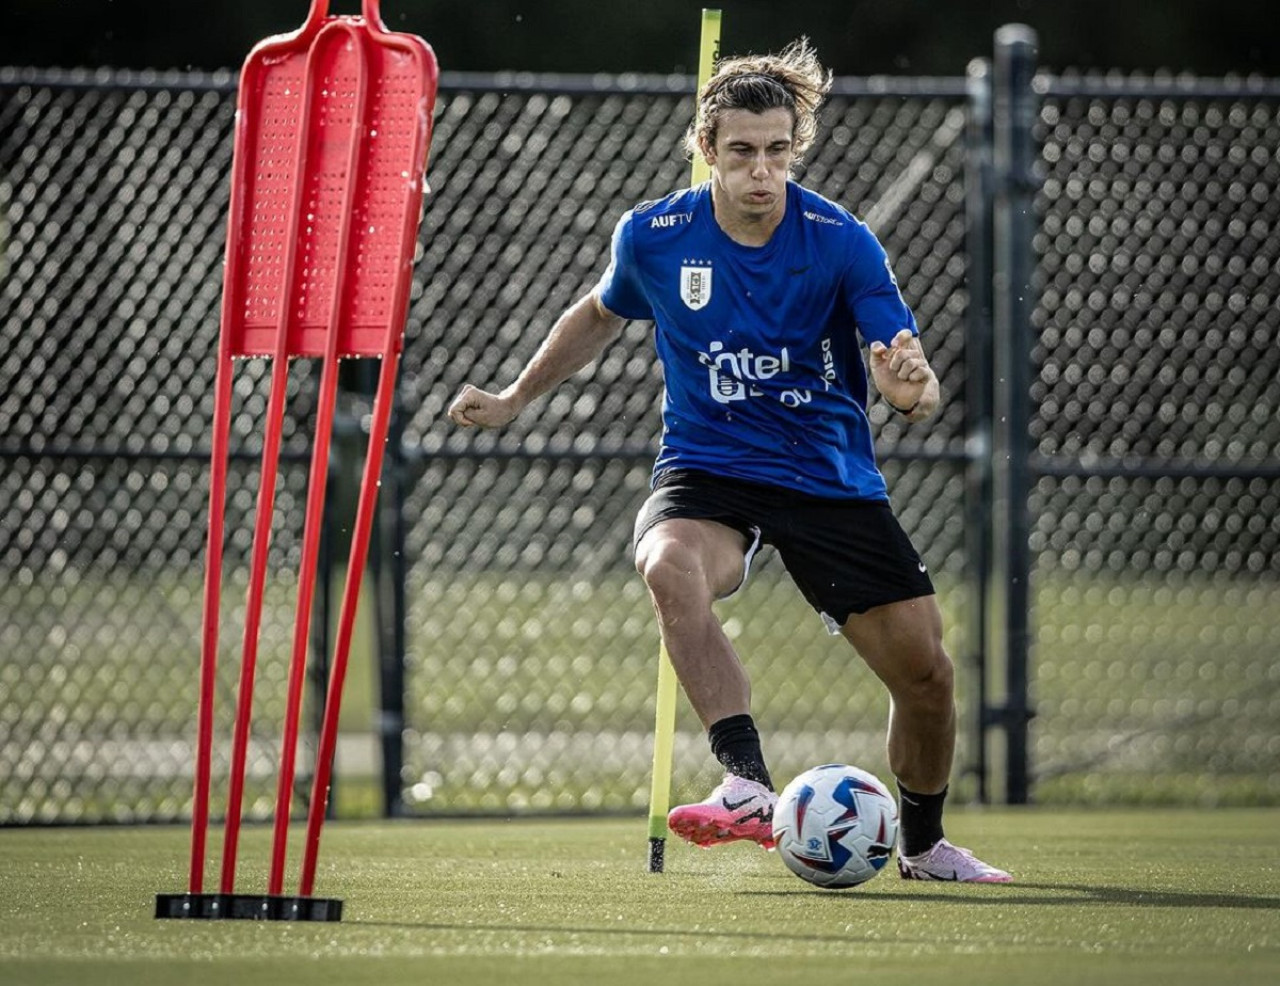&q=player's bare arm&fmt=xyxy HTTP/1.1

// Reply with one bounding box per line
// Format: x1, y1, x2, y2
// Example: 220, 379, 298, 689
448, 289, 625, 429
868, 328, 941, 423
